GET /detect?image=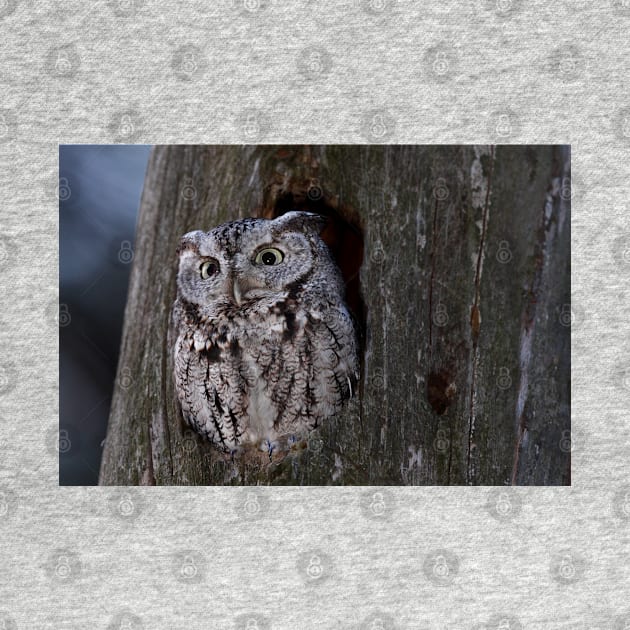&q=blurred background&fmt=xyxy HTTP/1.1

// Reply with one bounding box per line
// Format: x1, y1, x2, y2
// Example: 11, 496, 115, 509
60, 145, 151, 485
